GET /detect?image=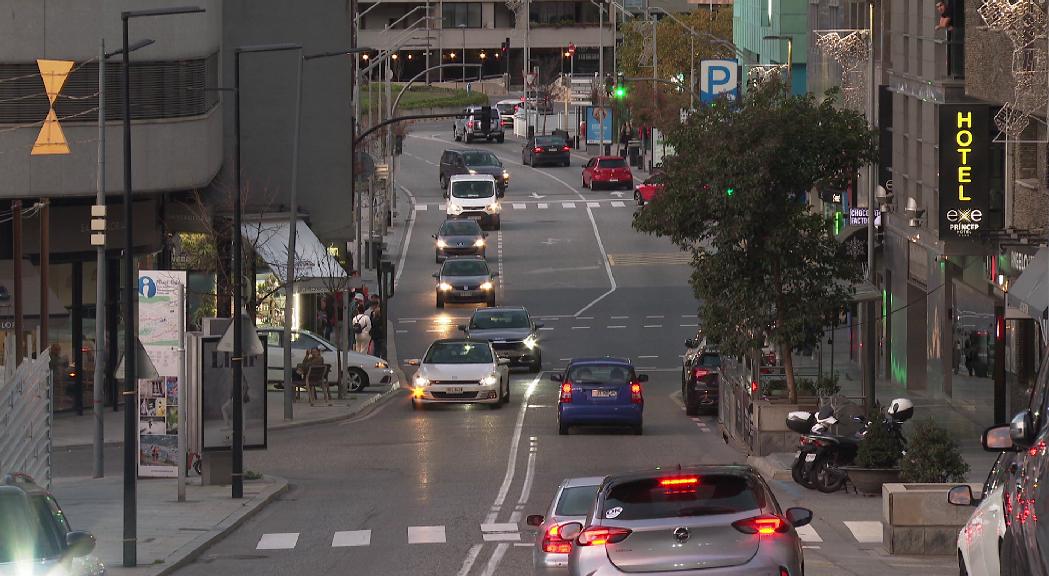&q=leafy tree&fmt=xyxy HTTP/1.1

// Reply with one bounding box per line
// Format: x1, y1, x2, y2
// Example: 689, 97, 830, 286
633, 80, 877, 402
